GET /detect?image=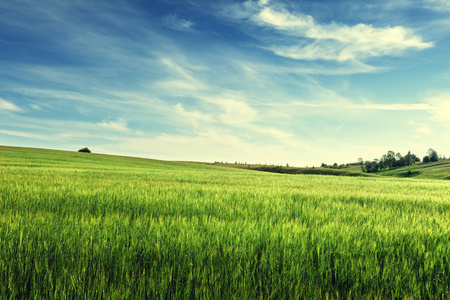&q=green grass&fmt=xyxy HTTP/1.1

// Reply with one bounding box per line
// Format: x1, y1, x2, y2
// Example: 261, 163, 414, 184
253, 166, 373, 177
1, 146, 450, 298
377, 160, 450, 180
213, 162, 374, 178
240, 160, 450, 181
